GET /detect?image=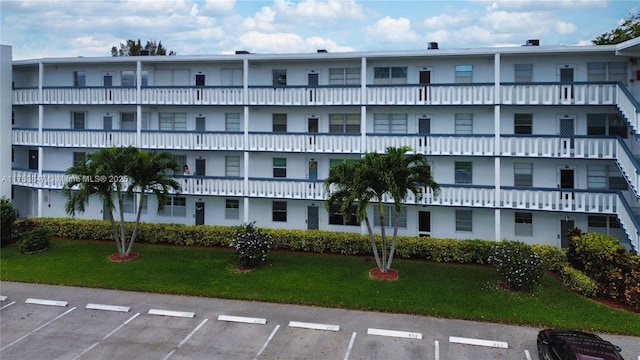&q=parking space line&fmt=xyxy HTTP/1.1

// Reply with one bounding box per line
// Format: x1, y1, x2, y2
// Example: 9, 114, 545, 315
148, 308, 195, 318
343, 332, 357, 360
0, 295, 7, 301
253, 324, 280, 360
0, 301, 16, 310
525, 349, 532, 360
162, 318, 209, 360
288, 320, 340, 332
217, 314, 267, 325
367, 328, 422, 340
435, 340, 440, 360
25, 297, 68, 307
86, 303, 130, 313
72, 312, 140, 360
449, 336, 509, 349
1, 306, 76, 351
